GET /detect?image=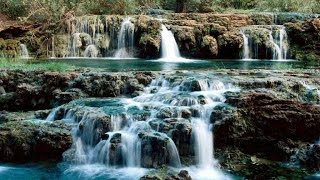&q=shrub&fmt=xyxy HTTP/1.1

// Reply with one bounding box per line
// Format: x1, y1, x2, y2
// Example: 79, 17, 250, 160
0, 0, 28, 19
